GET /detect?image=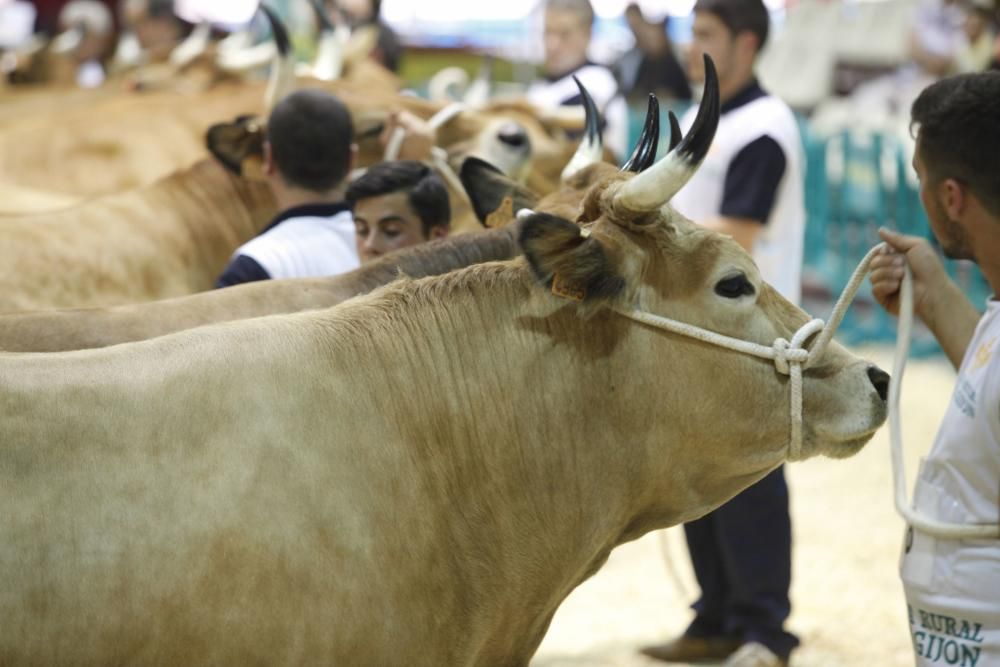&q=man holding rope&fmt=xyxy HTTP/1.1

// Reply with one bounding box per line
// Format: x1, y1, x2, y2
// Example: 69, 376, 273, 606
870, 71, 1000, 665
